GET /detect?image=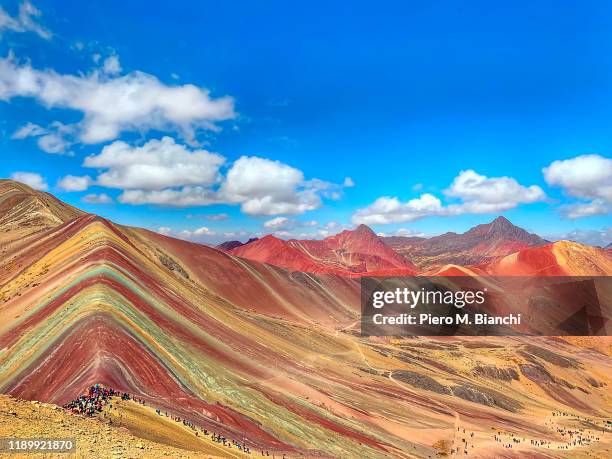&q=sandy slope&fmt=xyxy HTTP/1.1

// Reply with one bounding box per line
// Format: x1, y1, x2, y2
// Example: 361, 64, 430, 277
0, 394, 228, 458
